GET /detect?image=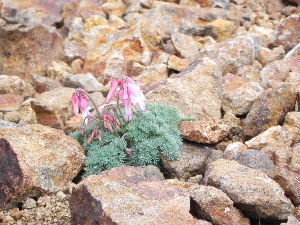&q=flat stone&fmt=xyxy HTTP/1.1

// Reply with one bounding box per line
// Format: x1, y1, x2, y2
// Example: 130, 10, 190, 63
0, 94, 23, 112
204, 159, 294, 221
63, 73, 104, 93
69, 166, 205, 225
